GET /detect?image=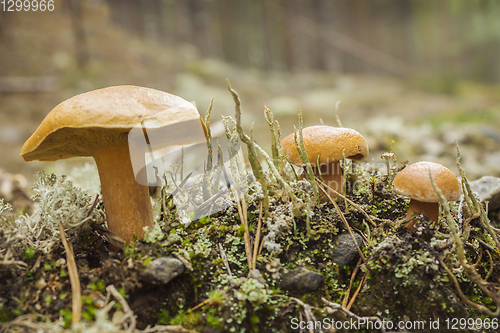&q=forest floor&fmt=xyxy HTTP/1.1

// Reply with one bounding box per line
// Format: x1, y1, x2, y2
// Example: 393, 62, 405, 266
1, 87, 500, 332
